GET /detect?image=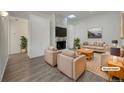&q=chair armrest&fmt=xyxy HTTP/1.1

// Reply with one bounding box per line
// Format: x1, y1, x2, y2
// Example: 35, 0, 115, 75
45, 49, 59, 54
73, 55, 86, 63
73, 55, 86, 80
44, 49, 58, 66
57, 50, 62, 53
